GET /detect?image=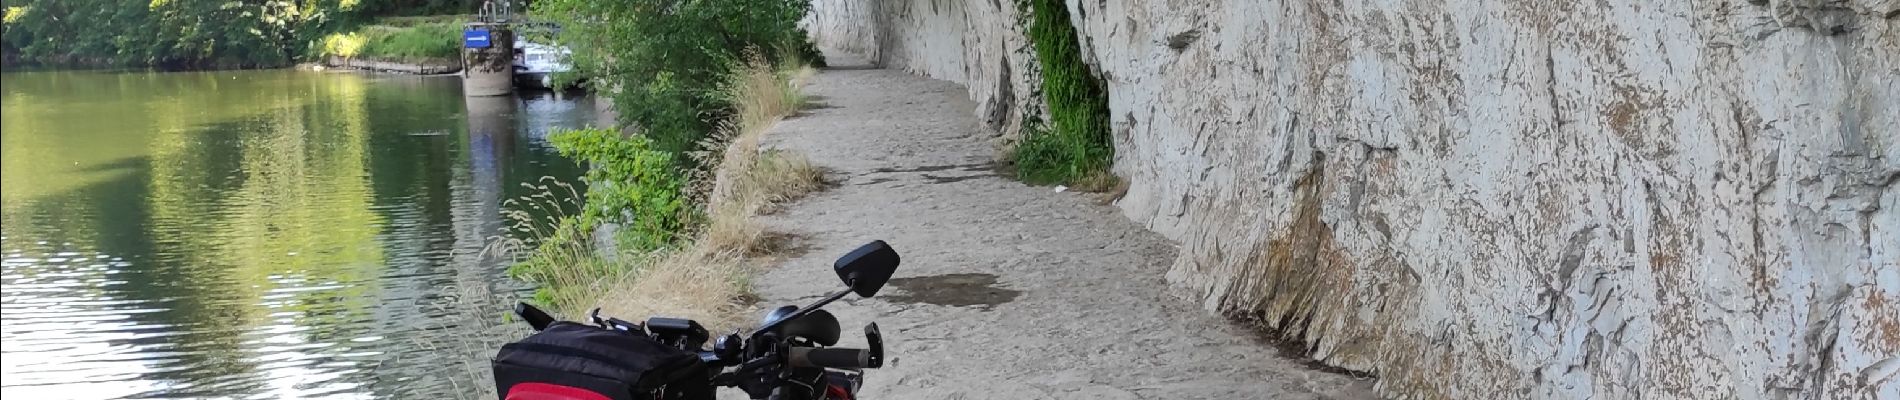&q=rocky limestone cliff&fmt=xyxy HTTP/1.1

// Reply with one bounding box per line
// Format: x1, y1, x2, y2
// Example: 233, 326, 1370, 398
806, 0, 1900, 398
